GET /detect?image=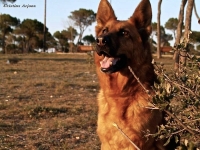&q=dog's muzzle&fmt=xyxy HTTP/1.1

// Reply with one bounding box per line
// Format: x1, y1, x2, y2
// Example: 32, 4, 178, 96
95, 36, 112, 56
95, 36, 126, 73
